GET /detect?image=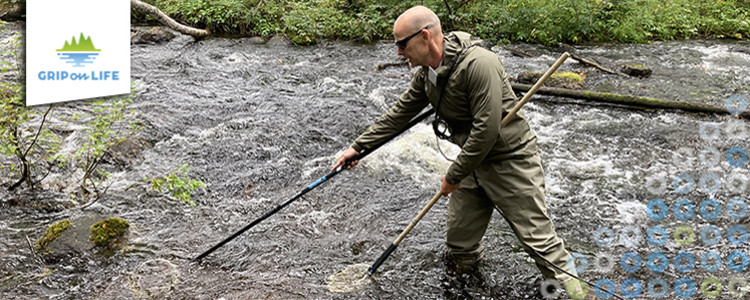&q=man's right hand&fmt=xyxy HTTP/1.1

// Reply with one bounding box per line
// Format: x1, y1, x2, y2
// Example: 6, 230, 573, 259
332, 146, 361, 171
